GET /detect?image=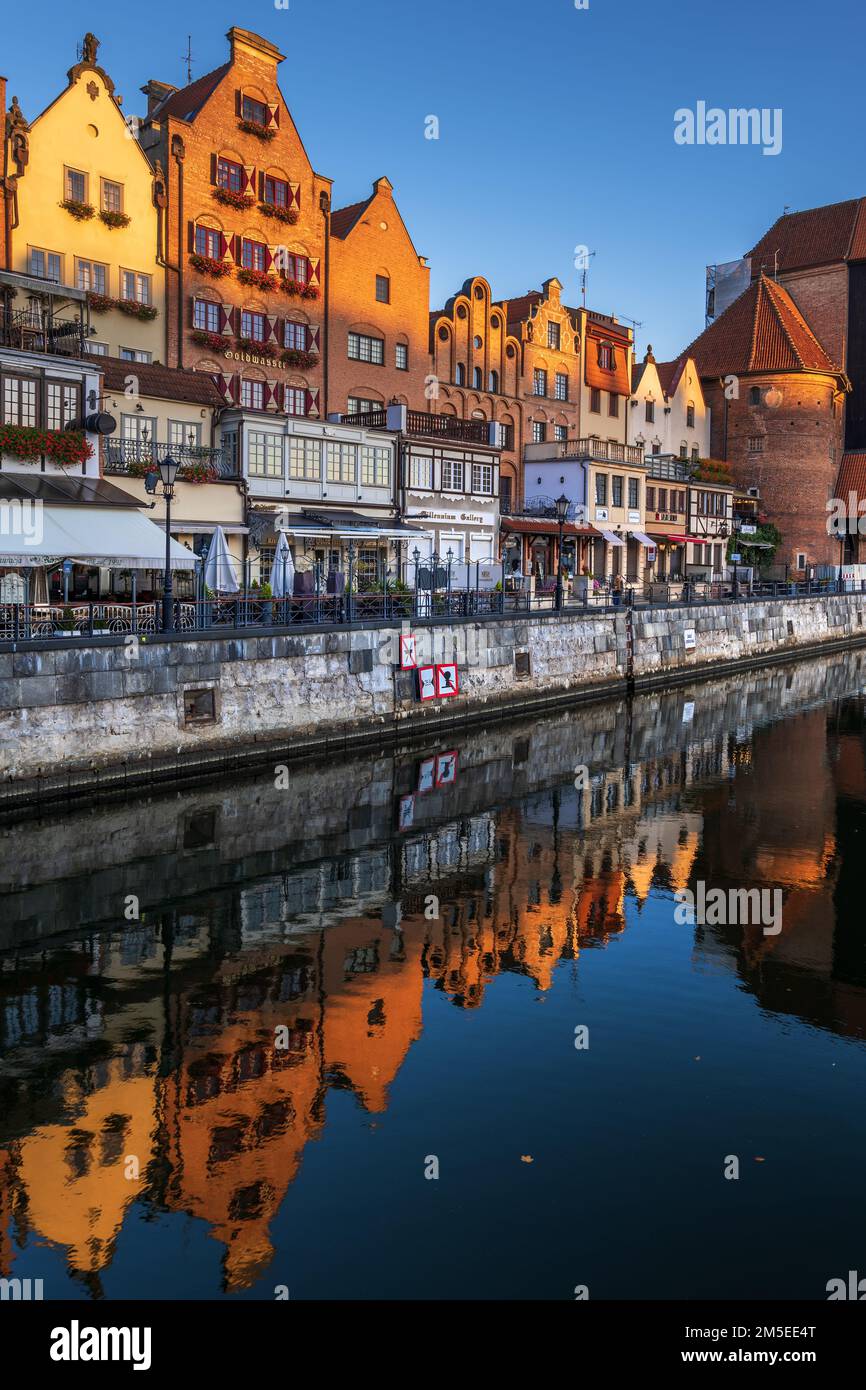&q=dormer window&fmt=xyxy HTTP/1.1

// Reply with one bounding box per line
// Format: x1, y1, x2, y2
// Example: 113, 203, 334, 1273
242, 95, 269, 126
598, 342, 615, 370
